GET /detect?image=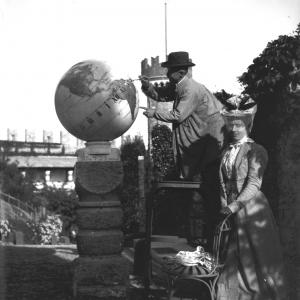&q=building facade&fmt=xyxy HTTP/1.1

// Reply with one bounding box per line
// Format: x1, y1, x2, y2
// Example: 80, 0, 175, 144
0, 129, 82, 189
